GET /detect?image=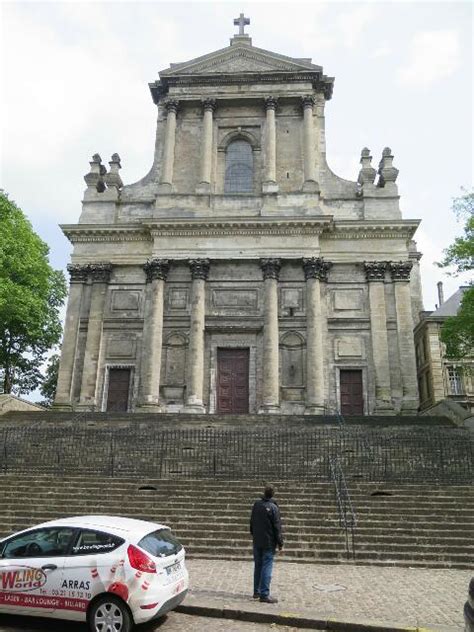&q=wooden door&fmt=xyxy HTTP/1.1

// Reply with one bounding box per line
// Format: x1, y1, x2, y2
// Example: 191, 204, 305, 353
217, 349, 249, 414
340, 369, 364, 415
106, 368, 131, 412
